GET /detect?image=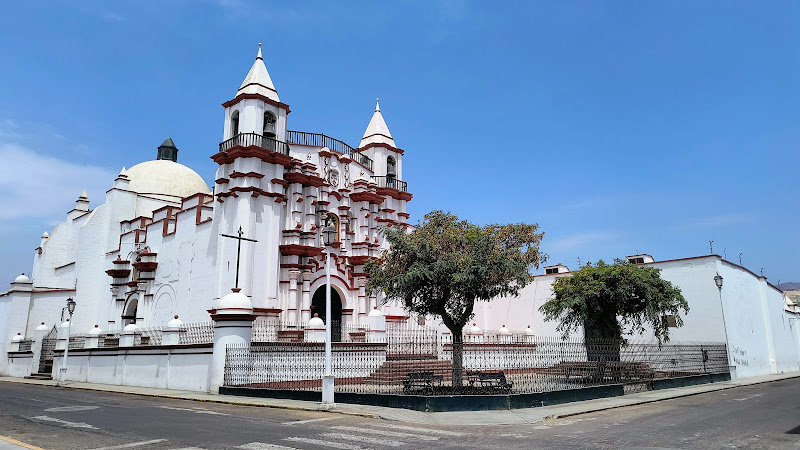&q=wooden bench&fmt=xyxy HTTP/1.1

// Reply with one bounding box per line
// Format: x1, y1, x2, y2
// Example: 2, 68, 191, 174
402, 371, 443, 394
466, 370, 513, 393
